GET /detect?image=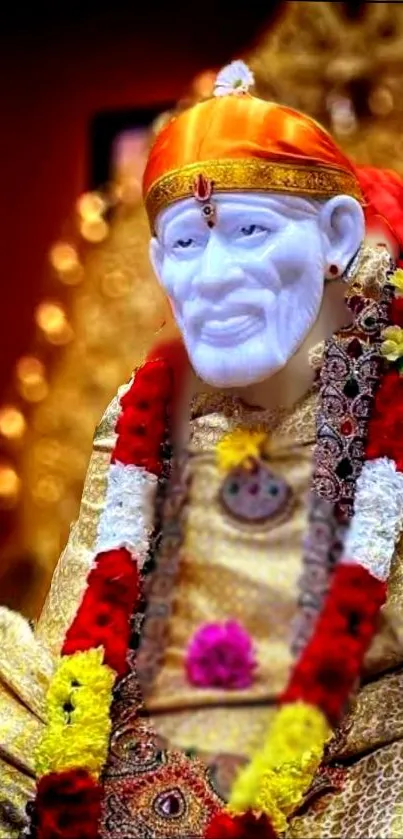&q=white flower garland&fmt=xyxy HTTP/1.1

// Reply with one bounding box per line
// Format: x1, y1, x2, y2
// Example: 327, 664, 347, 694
342, 457, 403, 581
95, 461, 158, 568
